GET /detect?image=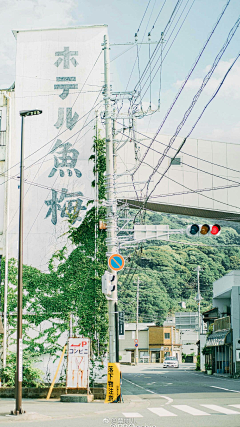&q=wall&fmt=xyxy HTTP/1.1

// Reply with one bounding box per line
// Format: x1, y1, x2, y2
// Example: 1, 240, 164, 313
231, 286, 240, 373
213, 271, 240, 298
7, 26, 107, 271
117, 132, 240, 216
